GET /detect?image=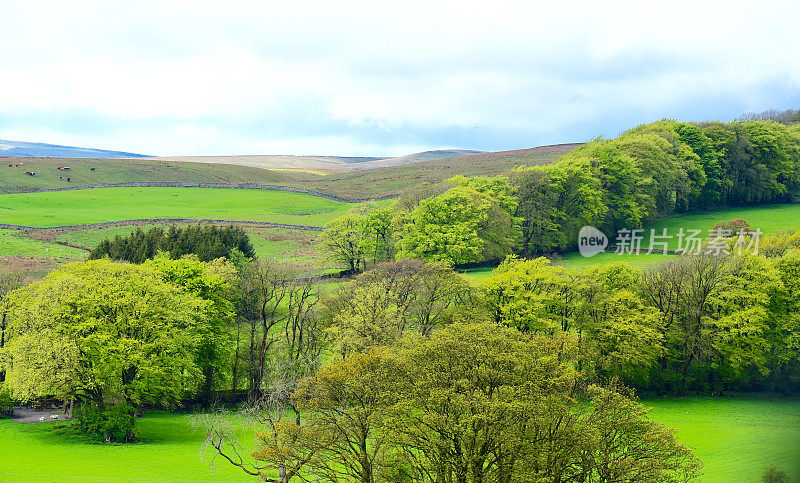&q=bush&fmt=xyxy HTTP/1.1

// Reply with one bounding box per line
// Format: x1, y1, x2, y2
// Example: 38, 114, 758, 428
713, 218, 752, 234
77, 402, 136, 443
763, 465, 789, 483
0, 385, 14, 418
